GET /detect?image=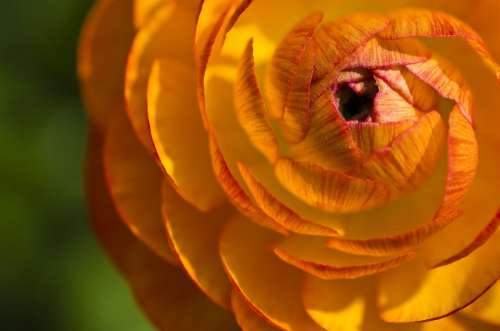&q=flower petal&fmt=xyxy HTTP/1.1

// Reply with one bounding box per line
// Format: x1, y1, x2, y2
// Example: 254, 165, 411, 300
274, 235, 414, 280
86, 130, 238, 331
103, 108, 177, 264
275, 158, 392, 213
147, 58, 225, 212
231, 291, 279, 331
463, 281, 500, 326
349, 121, 414, 156
371, 76, 421, 122
78, 0, 134, 131
377, 231, 500, 322
237, 163, 340, 236
125, 1, 197, 153
219, 216, 324, 331
162, 182, 234, 309
234, 39, 279, 162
